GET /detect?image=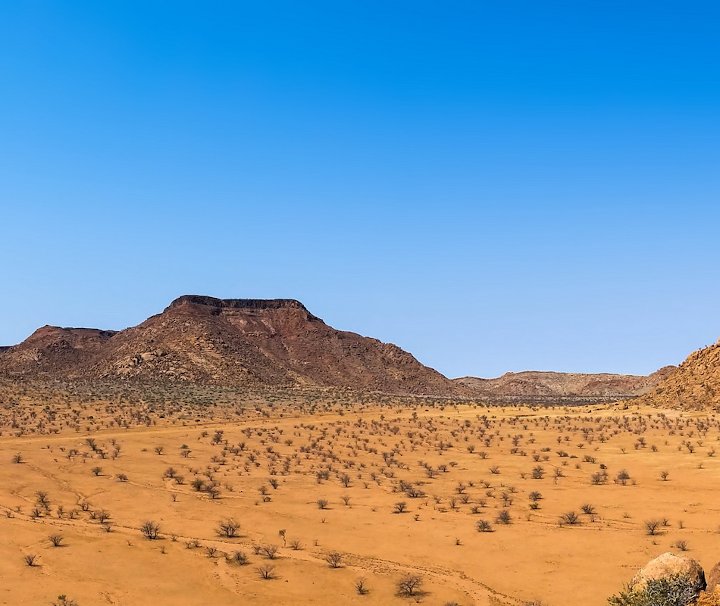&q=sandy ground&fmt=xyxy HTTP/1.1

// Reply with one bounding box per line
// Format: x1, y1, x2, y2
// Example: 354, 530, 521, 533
2, 397, 720, 606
